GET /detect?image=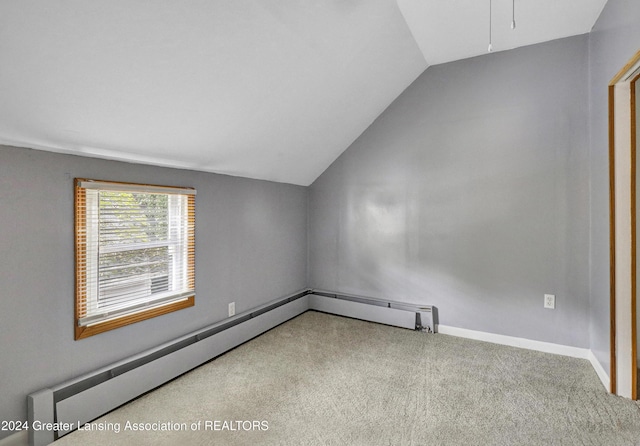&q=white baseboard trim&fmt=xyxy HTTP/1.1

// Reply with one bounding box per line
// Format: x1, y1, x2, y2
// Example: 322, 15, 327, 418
436, 325, 611, 392
437, 325, 590, 359
587, 350, 611, 392
0, 431, 28, 446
